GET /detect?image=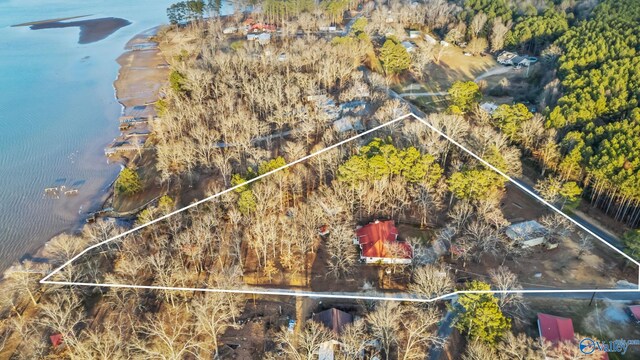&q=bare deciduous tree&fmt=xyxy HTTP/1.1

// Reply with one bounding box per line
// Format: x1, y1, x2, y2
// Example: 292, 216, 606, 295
467, 37, 488, 55
489, 19, 510, 52
366, 301, 403, 360
132, 310, 201, 360
274, 321, 333, 360
469, 12, 488, 39
326, 223, 358, 278
337, 319, 369, 360
38, 291, 84, 337
192, 292, 242, 358
577, 235, 594, 259
488, 266, 528, 322
398, 306, 443, 360
408, 264, 454, 298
